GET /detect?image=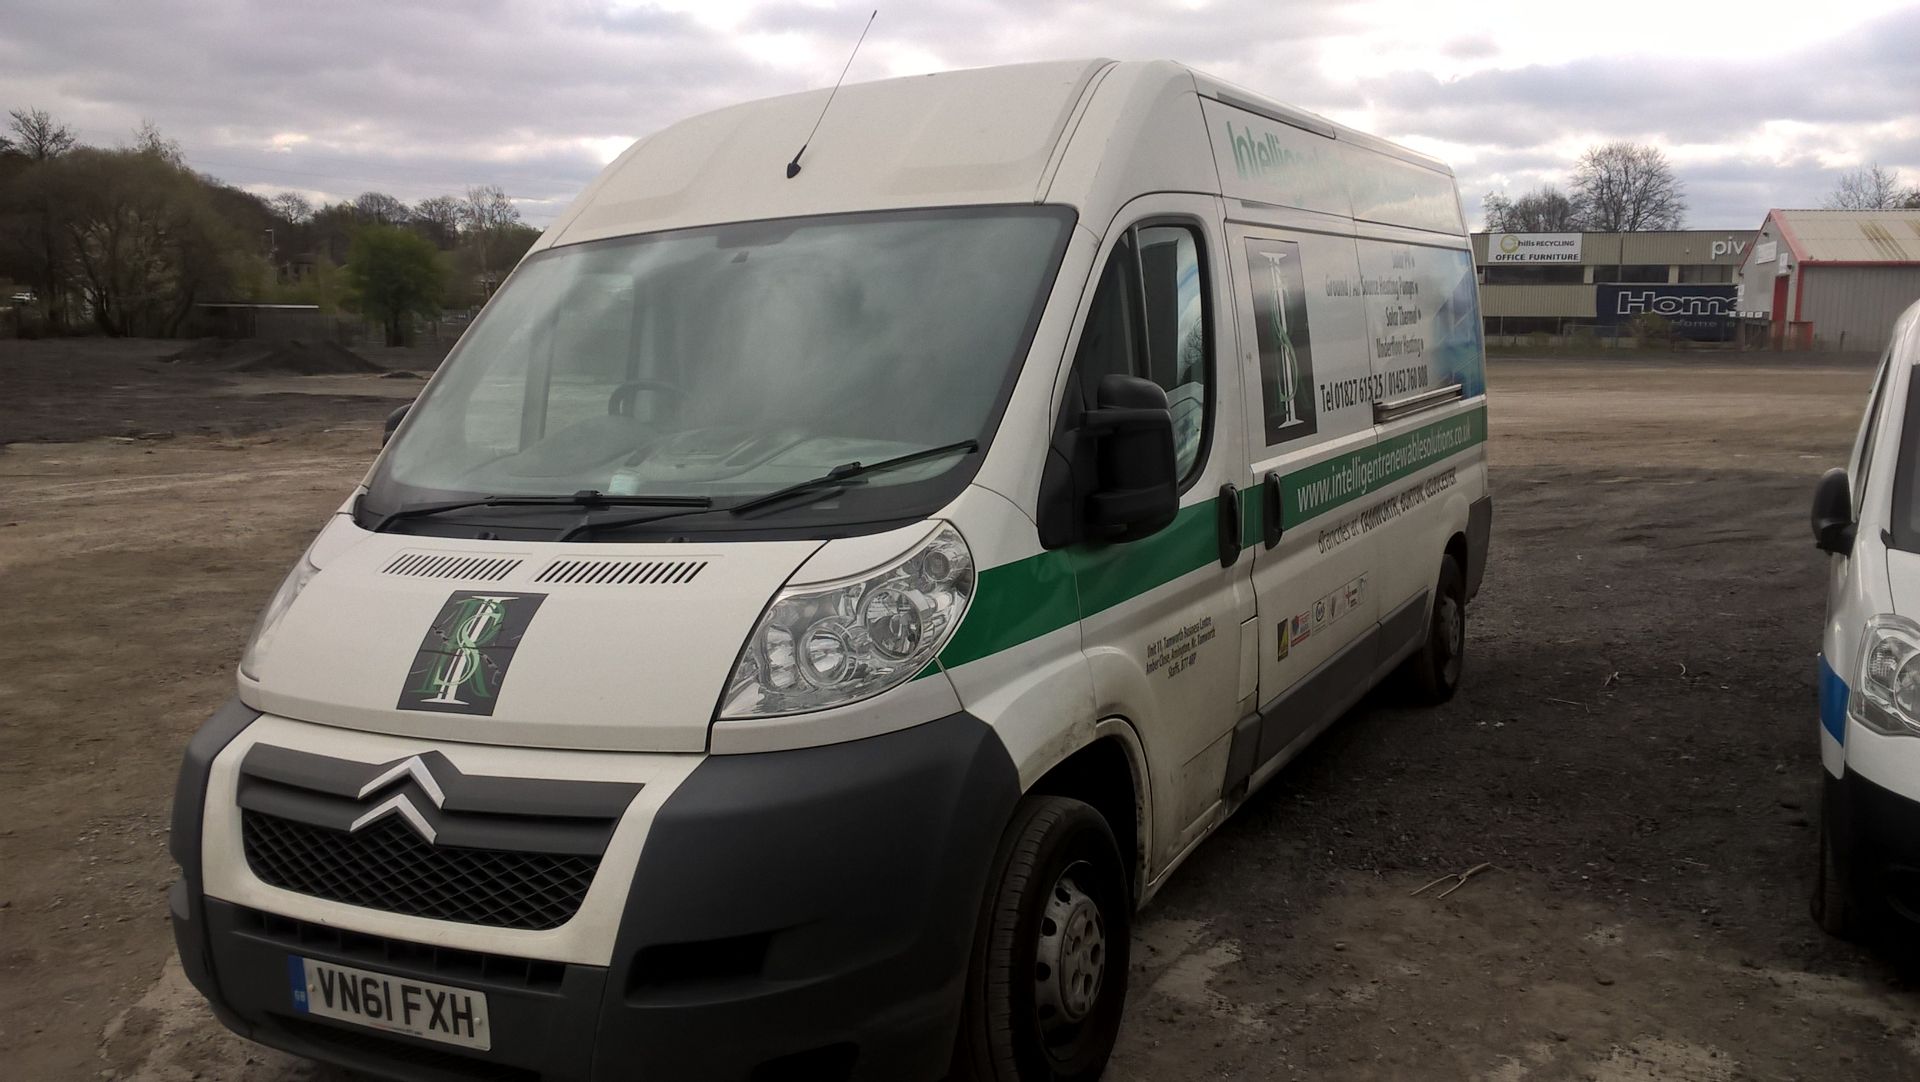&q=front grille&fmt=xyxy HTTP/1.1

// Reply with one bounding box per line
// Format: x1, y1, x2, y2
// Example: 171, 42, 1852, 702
243, 811, 598, 931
